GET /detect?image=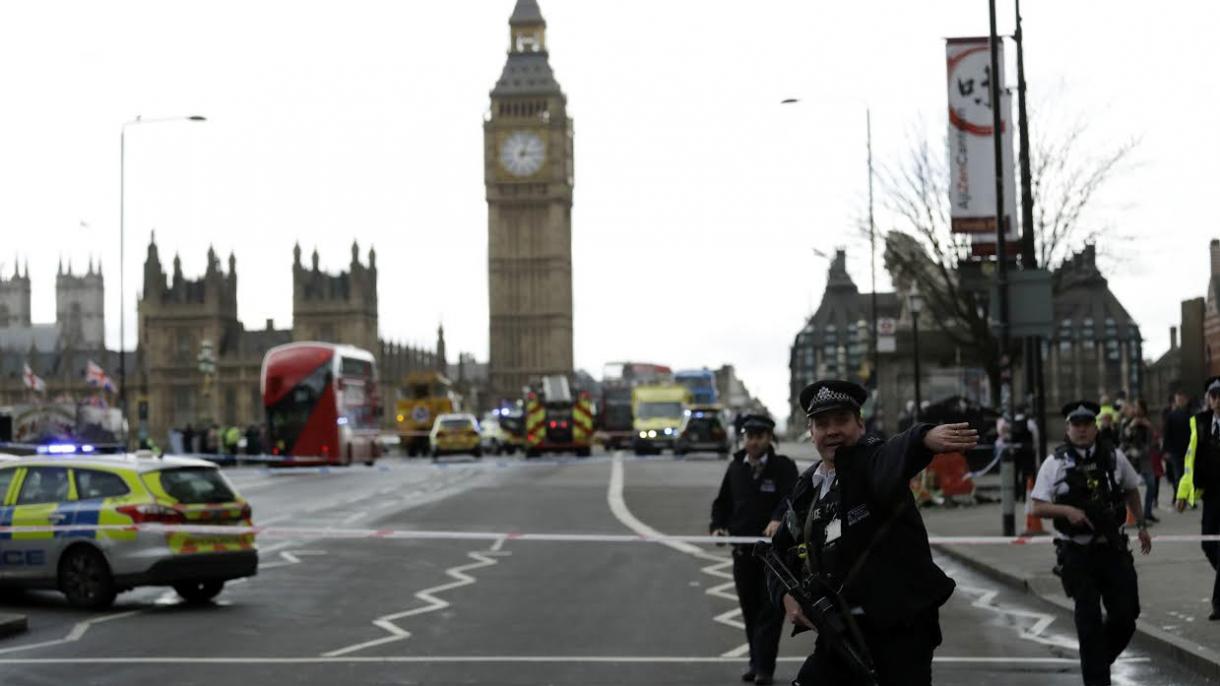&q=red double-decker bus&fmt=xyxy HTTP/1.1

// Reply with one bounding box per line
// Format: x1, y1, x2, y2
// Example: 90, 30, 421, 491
261, 342, 382, 465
